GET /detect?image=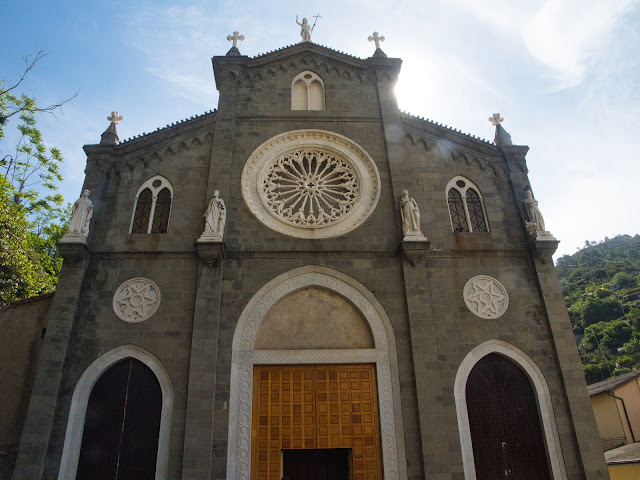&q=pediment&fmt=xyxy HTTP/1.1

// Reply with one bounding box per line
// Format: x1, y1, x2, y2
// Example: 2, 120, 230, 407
213, 43, 384, 87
